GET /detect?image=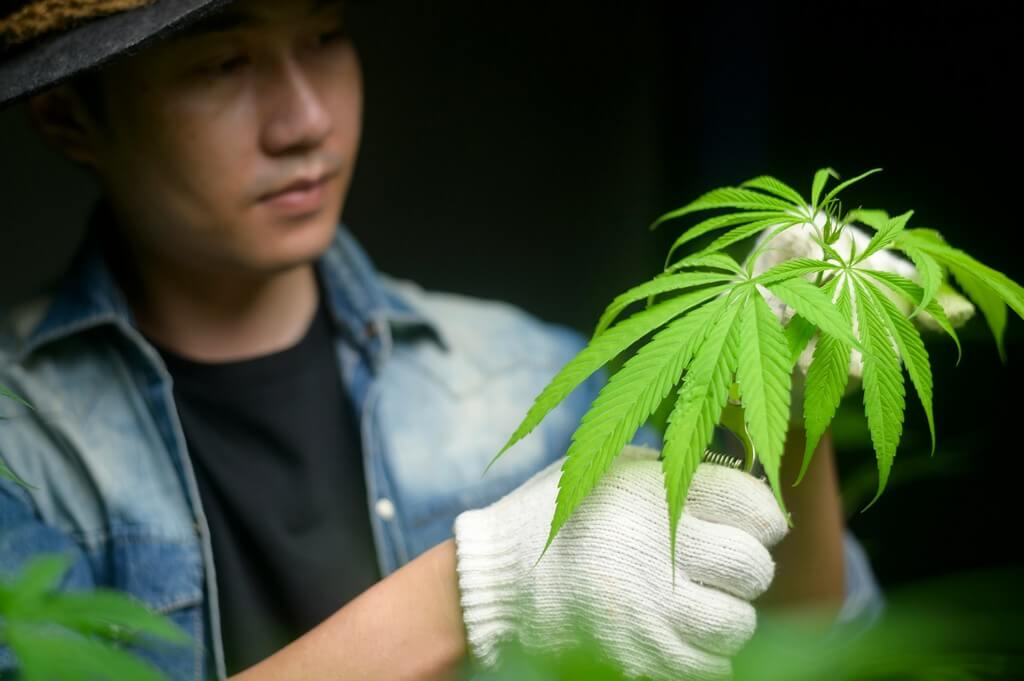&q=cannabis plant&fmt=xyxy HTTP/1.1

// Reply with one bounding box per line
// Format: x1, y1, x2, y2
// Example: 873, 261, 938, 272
486, 169, 1023, 564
